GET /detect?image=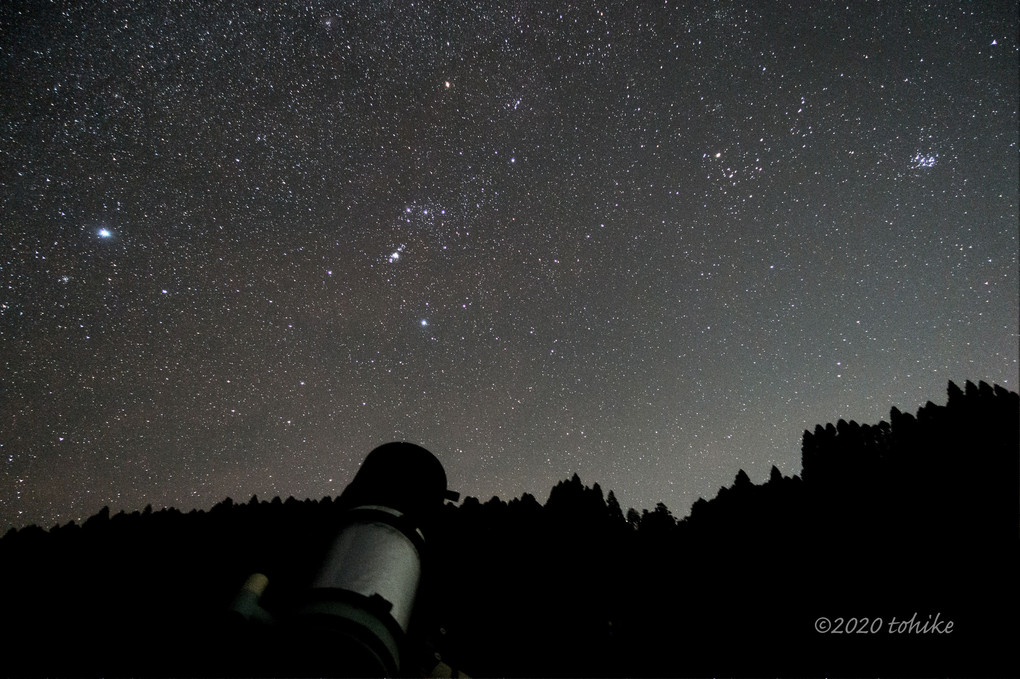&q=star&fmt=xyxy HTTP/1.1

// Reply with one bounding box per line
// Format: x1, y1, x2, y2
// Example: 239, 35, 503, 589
97, 228, 112, 238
